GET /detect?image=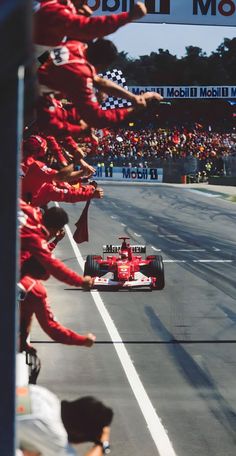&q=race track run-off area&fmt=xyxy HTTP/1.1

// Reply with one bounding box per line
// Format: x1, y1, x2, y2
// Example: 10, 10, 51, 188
32, 184, 236, 456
